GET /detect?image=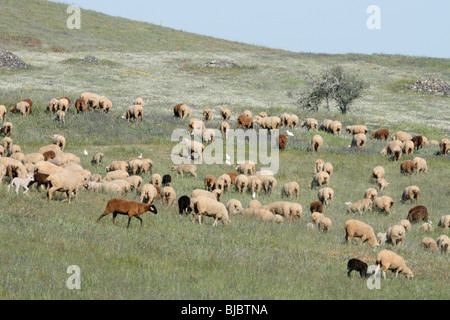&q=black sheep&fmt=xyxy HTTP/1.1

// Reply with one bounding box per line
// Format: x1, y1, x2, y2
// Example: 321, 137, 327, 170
178, 196, 192, 215
162, 174, 172, 187
347, 258, 368, 278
